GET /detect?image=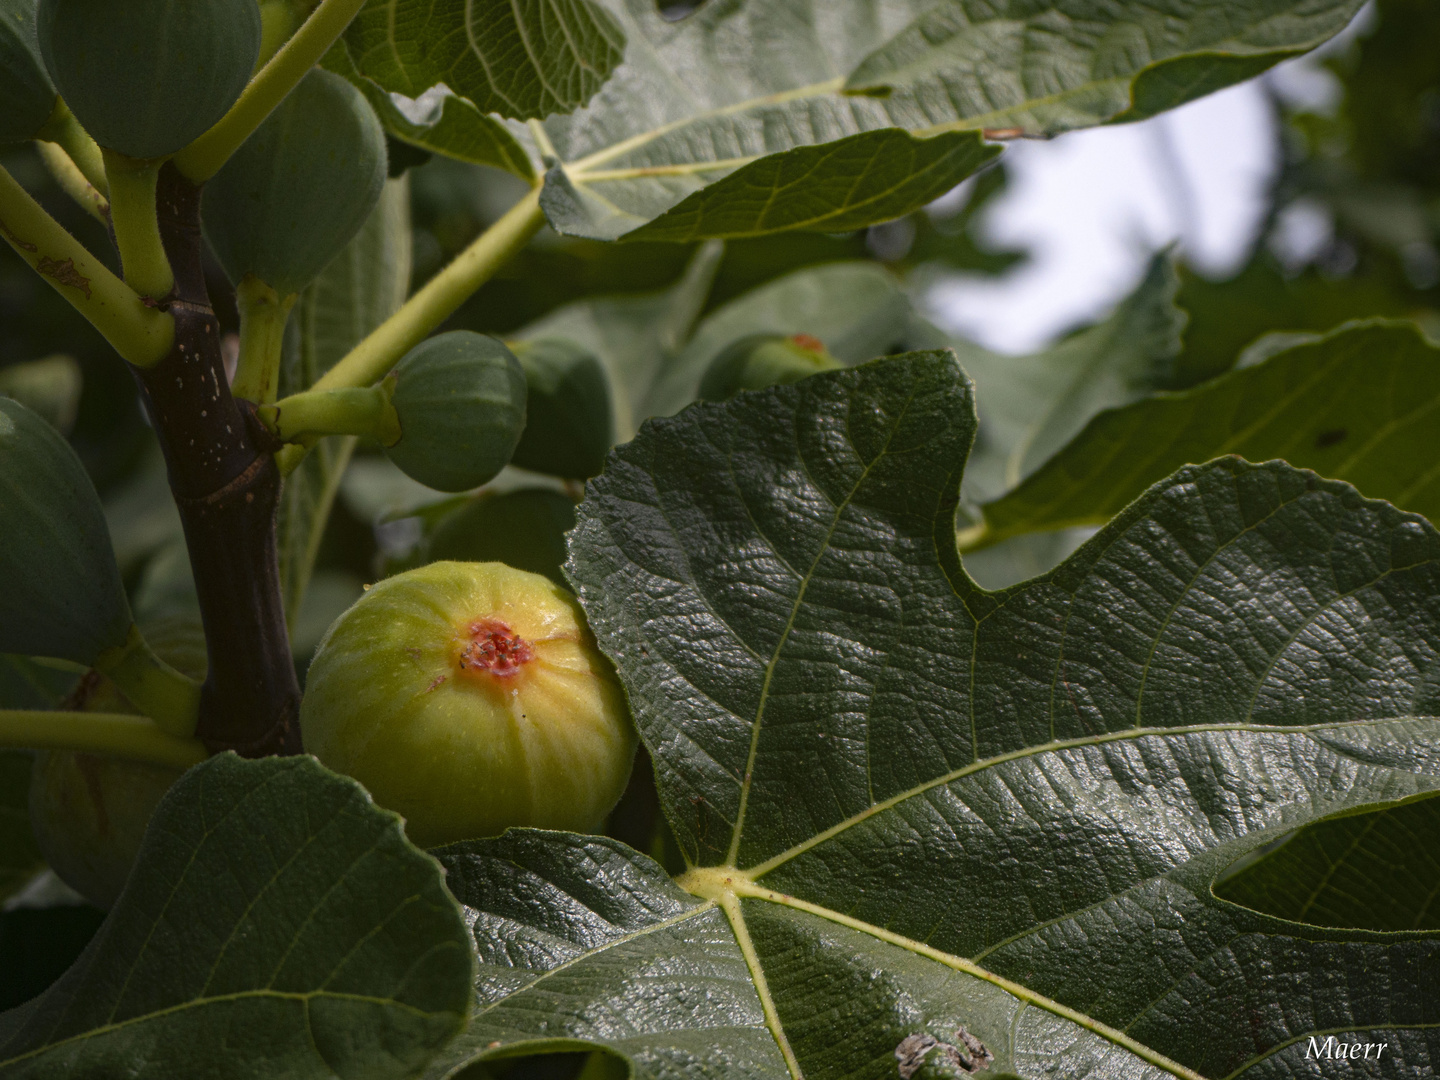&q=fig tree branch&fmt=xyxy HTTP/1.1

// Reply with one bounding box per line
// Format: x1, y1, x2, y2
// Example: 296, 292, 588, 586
102, 150, 175, 300
173, 0, 368, 183
35, 100, 107, 194
0, 164, 174, 366
0, 710, 207, 769
35, 142, 109, 223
